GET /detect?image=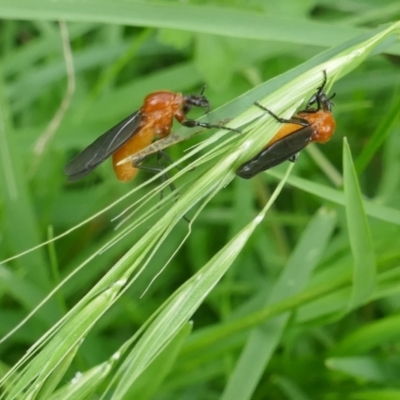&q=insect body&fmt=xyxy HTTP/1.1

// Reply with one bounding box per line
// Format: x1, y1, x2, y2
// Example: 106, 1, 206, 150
236, 71, 336, 179
65, 89, 229, 182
